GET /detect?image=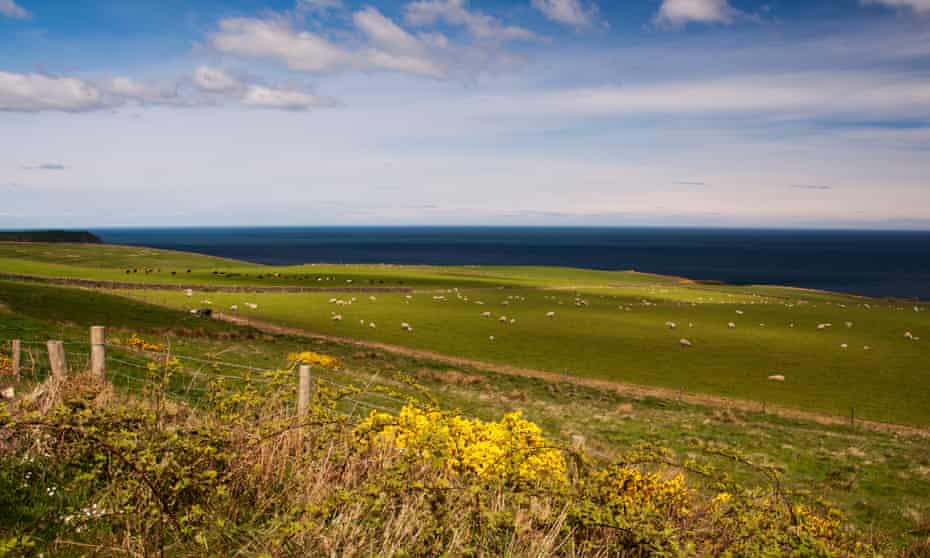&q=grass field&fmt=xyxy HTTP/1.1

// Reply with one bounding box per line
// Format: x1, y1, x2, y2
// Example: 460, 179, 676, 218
2, 241, 928, 426
2, 278, 930, 549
